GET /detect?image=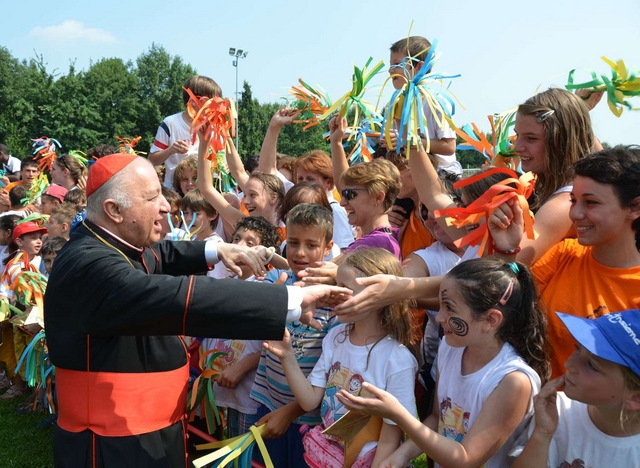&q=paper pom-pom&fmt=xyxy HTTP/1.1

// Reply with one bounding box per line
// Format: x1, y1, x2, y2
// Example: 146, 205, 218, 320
320, 57, 385, 127
187, 349, 226, 435
380, 39, 461, 153
116, 136, 146, 156
21, 173, 49, 206
434, 168, 536, 255
566, 57, 640, 117
184, 88, 235, 158
456, 109, 518, 169
32, 136, 62, 171
289, 79, 331, 130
